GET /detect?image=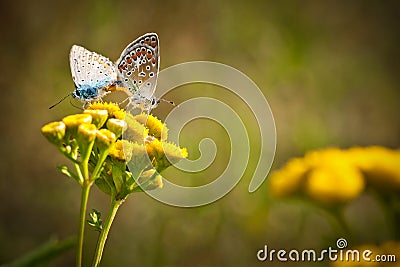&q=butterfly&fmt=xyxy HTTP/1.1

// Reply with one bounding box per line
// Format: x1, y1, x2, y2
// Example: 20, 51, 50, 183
49, 45, 118, 109
69, 45, 118, 103
115, 33, 161, 111
50, 33, 163, 110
